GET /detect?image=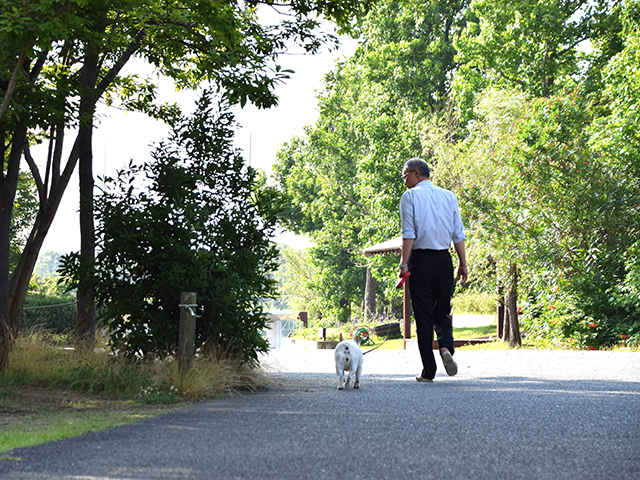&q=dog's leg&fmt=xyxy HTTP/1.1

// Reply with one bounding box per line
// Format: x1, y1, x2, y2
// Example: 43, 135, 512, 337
345, 373, 351, 388
336, 364, 345, 390
354, 362, 362, 389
